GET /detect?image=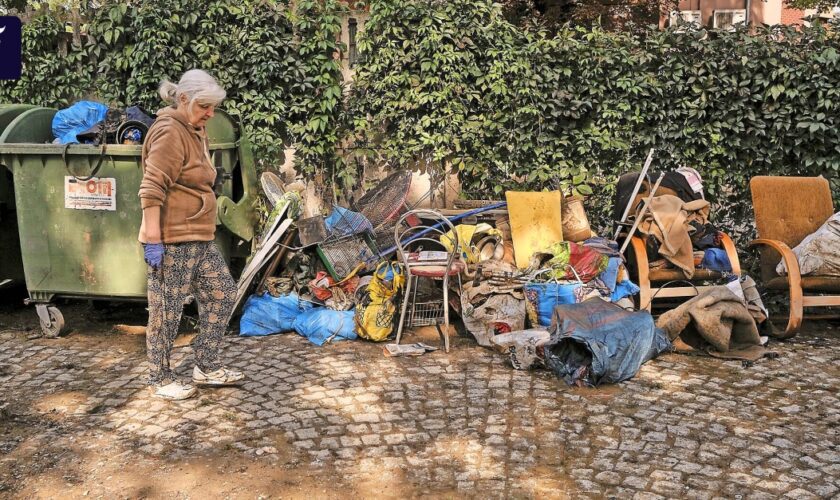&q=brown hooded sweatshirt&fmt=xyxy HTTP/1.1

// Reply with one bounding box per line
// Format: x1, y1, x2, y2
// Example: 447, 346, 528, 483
137, 106, 217, 243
